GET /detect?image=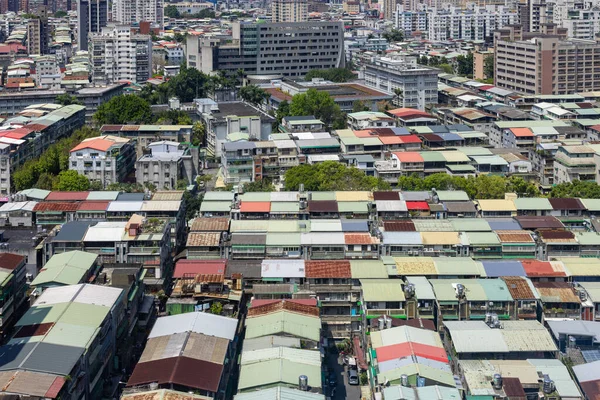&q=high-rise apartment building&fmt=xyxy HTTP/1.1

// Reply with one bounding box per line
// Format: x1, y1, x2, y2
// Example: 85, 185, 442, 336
427, 5, 518, 41
26, 14, 49, 55
494, 25, 600, 95
271, 0, 307, 22
187, 21, 344, 78
113, 0, 163, 27
77, 0, 108, 51
89, 24, 152, 84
